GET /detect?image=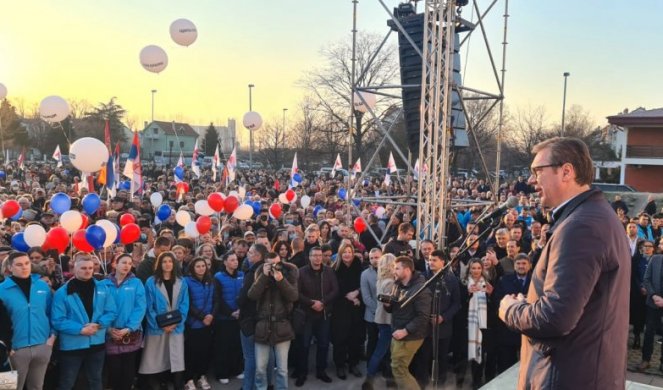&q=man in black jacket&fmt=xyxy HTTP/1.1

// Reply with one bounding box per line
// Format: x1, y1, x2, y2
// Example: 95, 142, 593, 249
294, 246, 339, 386
384, 256, 432, 390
